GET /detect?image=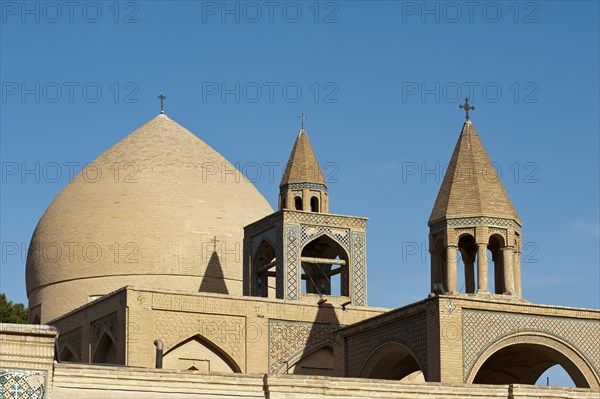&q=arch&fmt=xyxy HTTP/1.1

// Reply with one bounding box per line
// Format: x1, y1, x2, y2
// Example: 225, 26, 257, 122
467, 333, 599, 388
488, 234, 506, 294
310, 196, 319, 212
294, 196, 303, 210
163, 334, 241, 373
93, 332, 117, 364
253, 239, 276, 297
301, 233, 350, 296
288, 344, 335, 376
59, 344, 79, 362
359, 342, 425, 382
458, 233, 477, 293
430, 237, 446, 293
